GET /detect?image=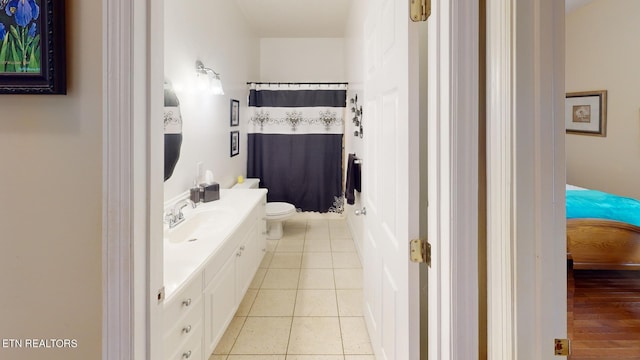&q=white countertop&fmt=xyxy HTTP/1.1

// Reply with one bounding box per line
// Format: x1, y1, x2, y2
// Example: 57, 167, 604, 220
163, 189, 267, 300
